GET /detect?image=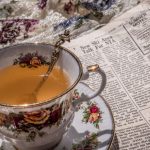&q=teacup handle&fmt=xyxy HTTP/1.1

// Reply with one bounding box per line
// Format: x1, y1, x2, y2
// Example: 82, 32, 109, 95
80, 64, 106, 99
